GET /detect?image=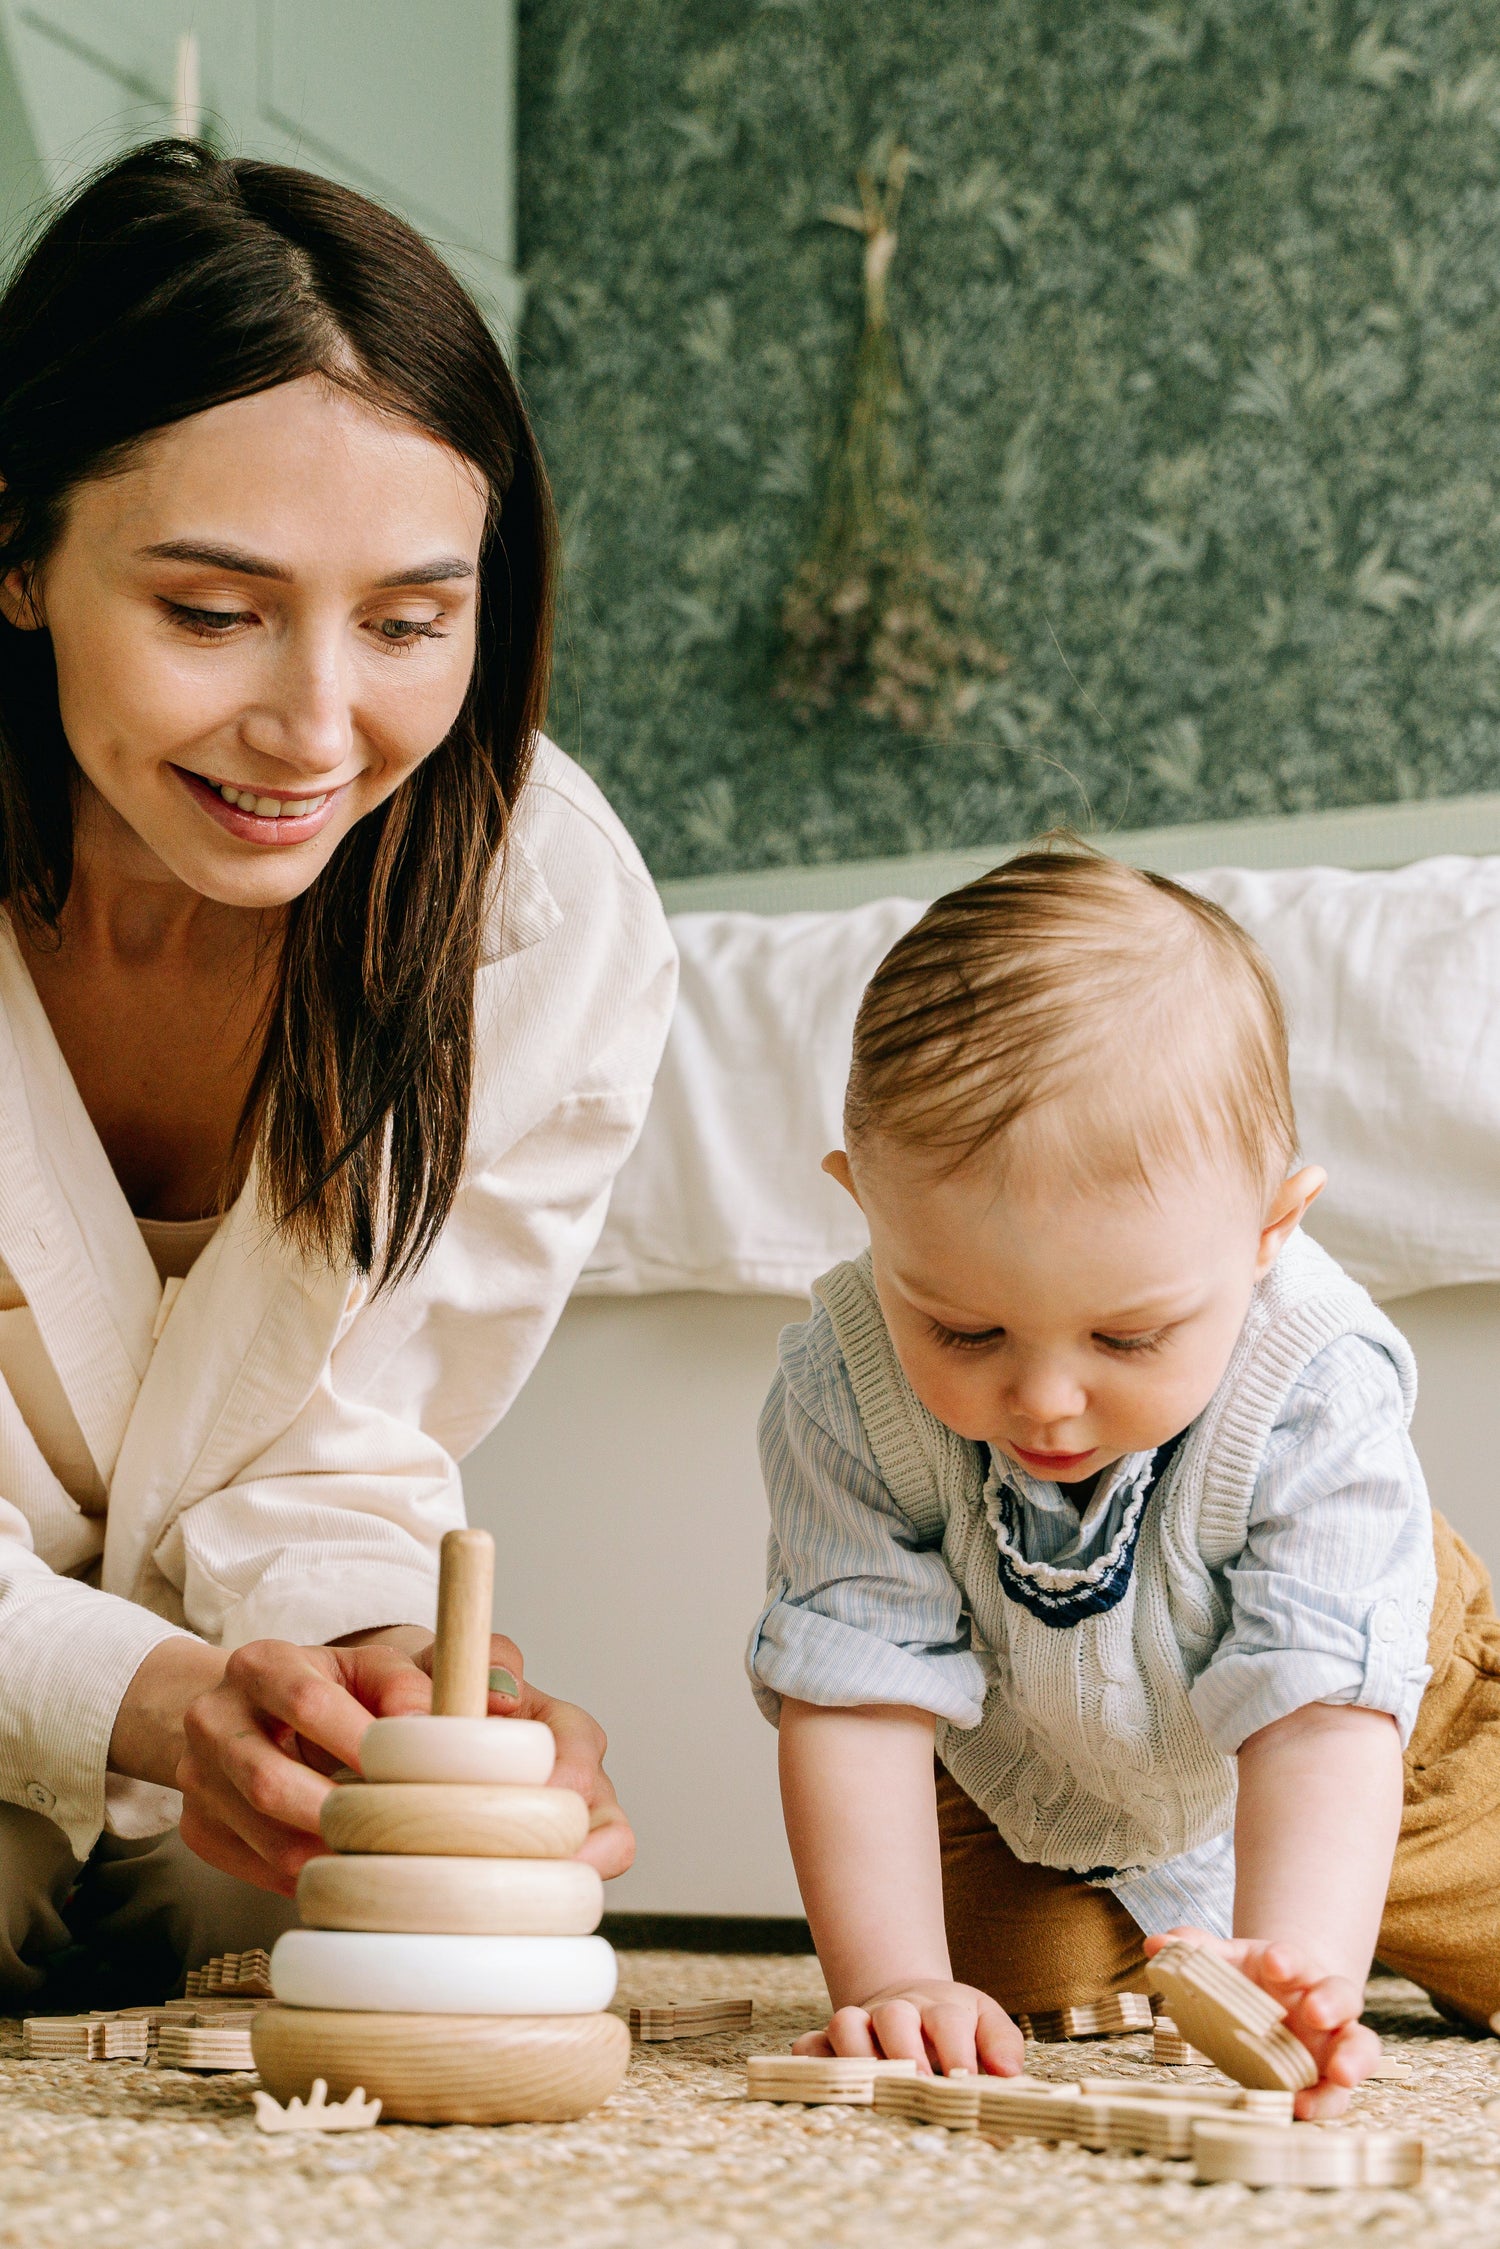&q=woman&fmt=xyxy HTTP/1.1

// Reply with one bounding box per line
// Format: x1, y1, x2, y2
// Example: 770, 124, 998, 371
0, 141, 676, 1997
